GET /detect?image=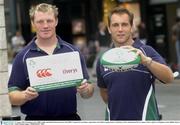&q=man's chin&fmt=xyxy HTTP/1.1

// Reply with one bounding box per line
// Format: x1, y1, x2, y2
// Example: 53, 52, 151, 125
117, 39, 125, 44
40, 35, 52, 39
